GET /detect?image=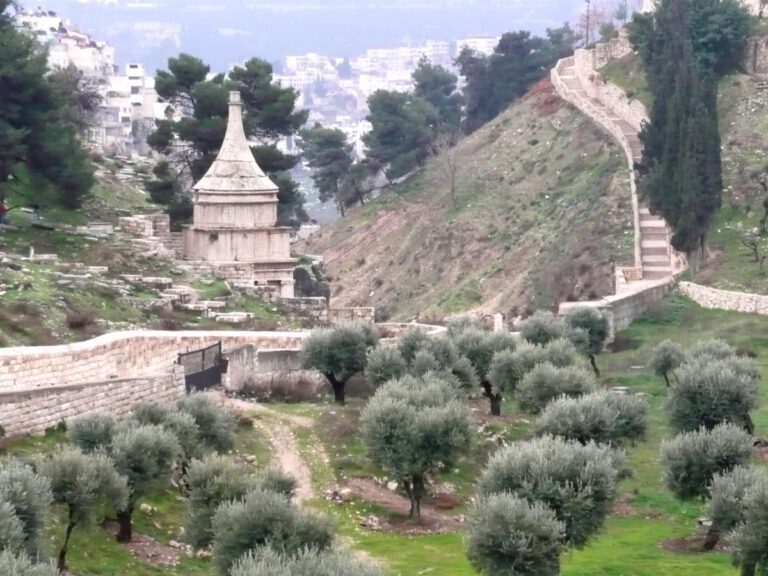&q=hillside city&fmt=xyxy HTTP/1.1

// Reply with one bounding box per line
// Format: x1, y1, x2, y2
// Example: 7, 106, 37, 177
3, 1, 768, 576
